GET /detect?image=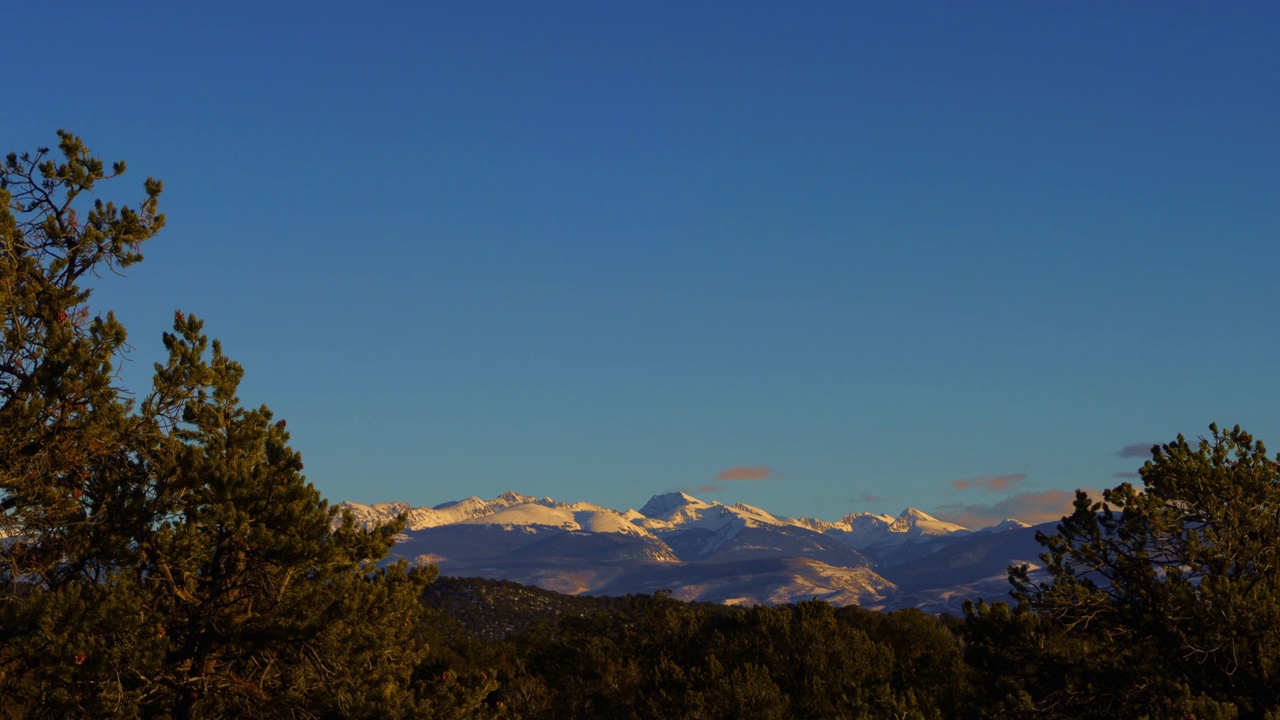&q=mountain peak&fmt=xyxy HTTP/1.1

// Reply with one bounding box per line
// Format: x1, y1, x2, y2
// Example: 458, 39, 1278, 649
729, 502, 783, 525
897, 507, 940, 522
432, 495, 483, 511
494, 490, 541, 506
638, 492, 709, 519
345, 489, 1042, 613
981, 518, 1032, 533
888, 507, 970, 536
